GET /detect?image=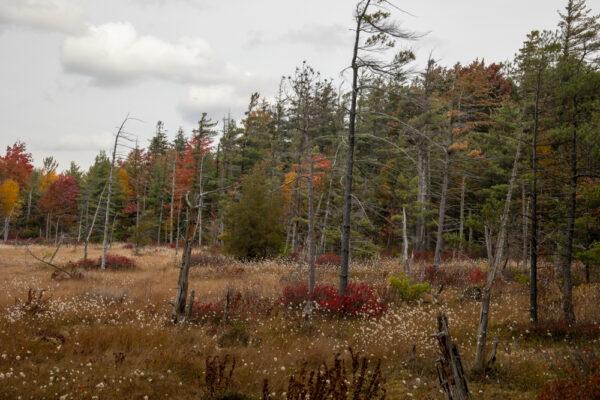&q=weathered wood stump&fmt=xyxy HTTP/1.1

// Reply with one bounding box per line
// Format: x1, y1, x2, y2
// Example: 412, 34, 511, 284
435, 313, 471, 400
